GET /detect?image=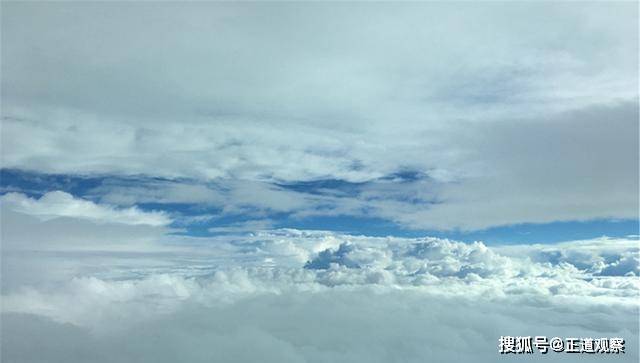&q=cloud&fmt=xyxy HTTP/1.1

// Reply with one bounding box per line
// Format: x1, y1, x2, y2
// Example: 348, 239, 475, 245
4, 101, 637, 231
1, 2, 638, 230
1, 191, 171, 226
0, 192, 176, 259
3, 287, 637, 363
1, 228, 637, 362
2, 287, 639, 363
3, 231, 638, 315
495, 236, 640, 277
